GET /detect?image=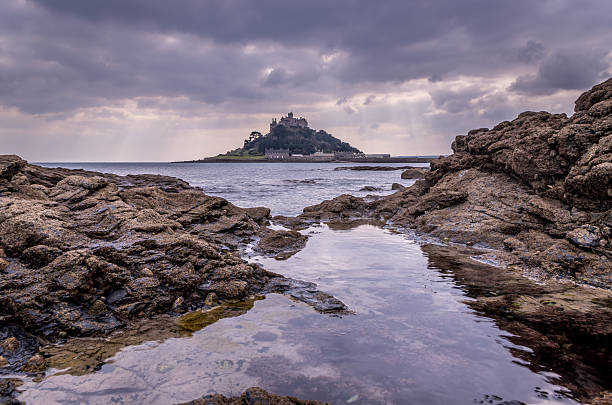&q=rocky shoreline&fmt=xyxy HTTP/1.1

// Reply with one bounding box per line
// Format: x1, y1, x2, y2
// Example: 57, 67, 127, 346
0, 155, 346, 395
1, 78, 611, 404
